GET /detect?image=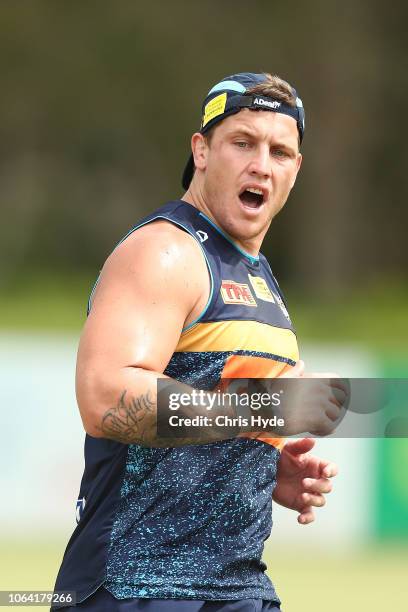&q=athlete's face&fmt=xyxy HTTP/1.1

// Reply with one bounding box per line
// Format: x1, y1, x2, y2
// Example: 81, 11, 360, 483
189, 109, 302, 255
